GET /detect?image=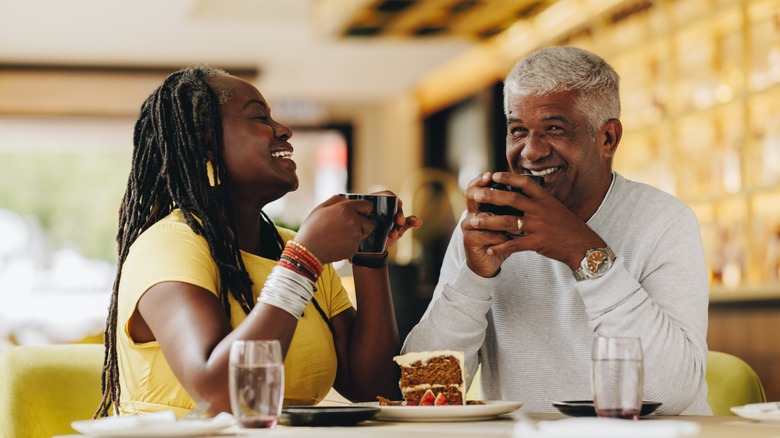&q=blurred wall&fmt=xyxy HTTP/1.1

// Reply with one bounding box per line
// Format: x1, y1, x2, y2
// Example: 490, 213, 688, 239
328, 94, 421, 195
